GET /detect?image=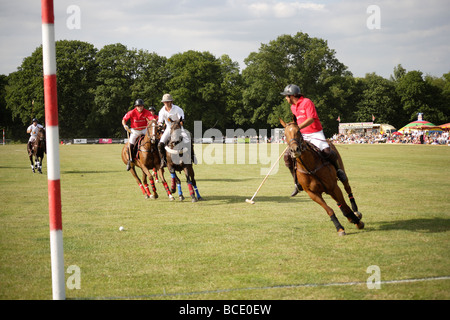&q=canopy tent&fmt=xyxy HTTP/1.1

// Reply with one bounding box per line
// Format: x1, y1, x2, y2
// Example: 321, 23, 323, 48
439, 123, 450, 130
409, 125, 443, 133
398, 120, 436, 133
379, 124, 396, 134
